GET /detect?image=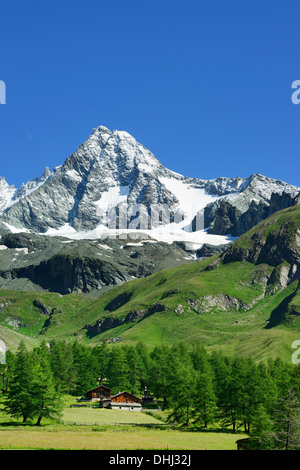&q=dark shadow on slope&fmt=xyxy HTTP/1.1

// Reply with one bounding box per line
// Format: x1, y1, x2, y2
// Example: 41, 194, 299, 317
84, 303, 168, 338
105, 291, 133, 311
264, 290, 298, 329
14, 254, 126, 294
